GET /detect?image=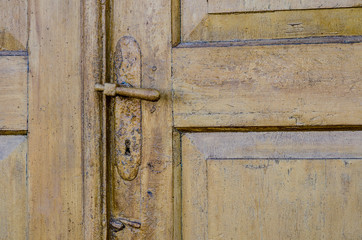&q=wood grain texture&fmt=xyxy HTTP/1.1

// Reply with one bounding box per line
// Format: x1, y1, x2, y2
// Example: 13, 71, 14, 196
28, 0, 83, 239
0, 136, 27, 240
208, 159, 361, 240
82, 0, 106, 238
208, 0, 361, 13
110, 0, 173, 238
0, 0, 27, 50
182, 131, 362, 239
185, 8, 362, 42
0, 56, 27, 131
173, 43, 362, 128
